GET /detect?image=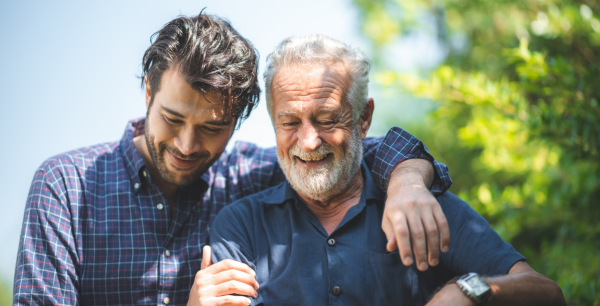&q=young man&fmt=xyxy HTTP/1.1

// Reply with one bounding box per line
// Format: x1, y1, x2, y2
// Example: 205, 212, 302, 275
14, 13, 451, 305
